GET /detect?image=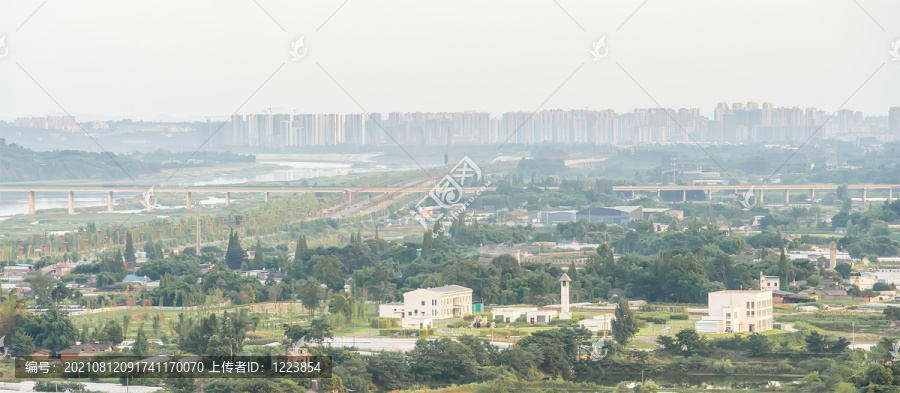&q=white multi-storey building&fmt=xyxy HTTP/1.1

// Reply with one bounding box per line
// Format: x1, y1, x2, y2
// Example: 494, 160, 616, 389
378, 285, 474, 328
695, 290, 774, 334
